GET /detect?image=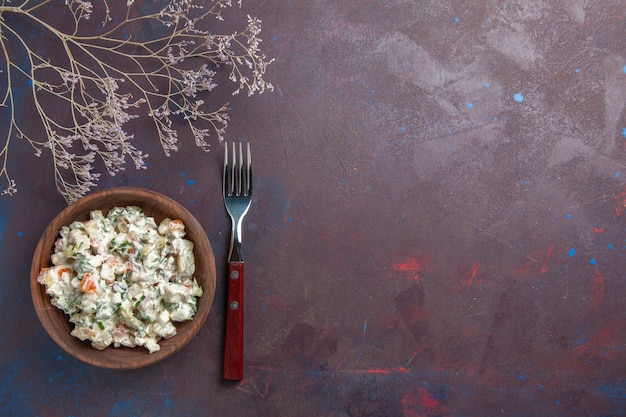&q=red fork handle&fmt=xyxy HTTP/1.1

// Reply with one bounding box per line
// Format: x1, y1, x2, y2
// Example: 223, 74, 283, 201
223, 261, 244, 380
